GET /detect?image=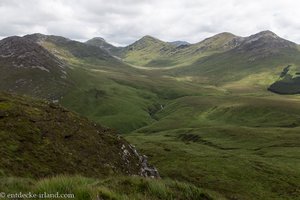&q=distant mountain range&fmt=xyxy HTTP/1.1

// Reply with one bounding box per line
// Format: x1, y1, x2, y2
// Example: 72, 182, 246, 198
85, 31, 300, 94
0, 30, 300, 101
